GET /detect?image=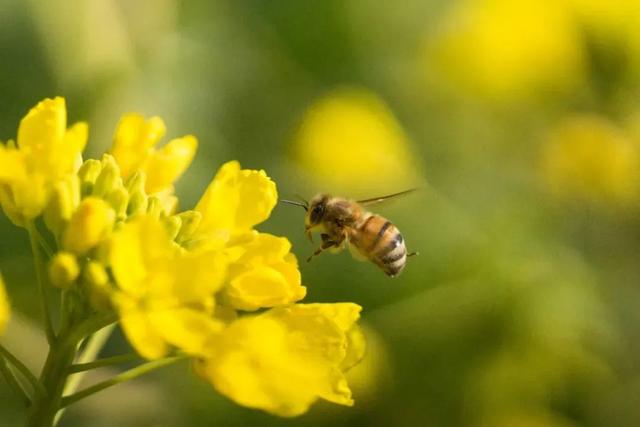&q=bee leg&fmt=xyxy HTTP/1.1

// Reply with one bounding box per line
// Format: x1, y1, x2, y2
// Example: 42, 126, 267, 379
307, 237, 338, 262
